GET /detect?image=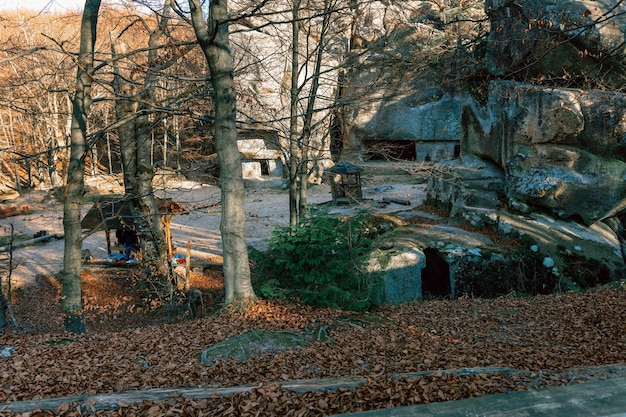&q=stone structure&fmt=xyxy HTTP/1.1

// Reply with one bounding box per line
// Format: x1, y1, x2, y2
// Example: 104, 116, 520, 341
337, 2, 486, 163
237, 129, 284, 179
